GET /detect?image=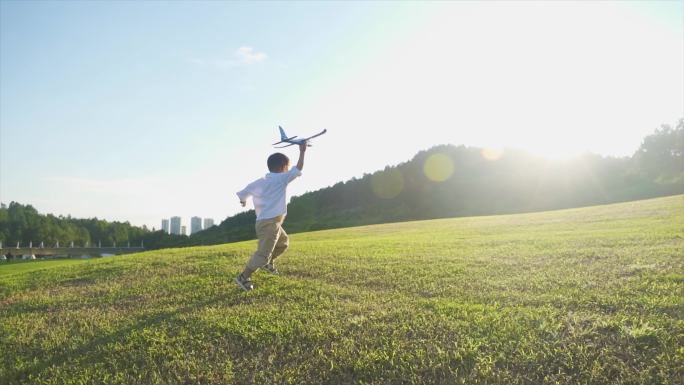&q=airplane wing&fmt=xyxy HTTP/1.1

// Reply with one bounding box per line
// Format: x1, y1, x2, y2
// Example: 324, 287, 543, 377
303, 129, 327, 141
272, 137, 298, 145
274, 143, 297, 148
272, 129, 326, 147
